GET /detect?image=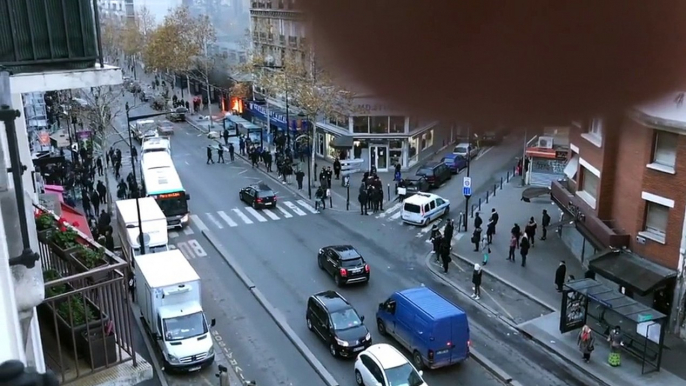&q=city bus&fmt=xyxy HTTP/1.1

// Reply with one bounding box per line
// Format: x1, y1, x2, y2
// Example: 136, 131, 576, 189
140, 151, 190, 228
